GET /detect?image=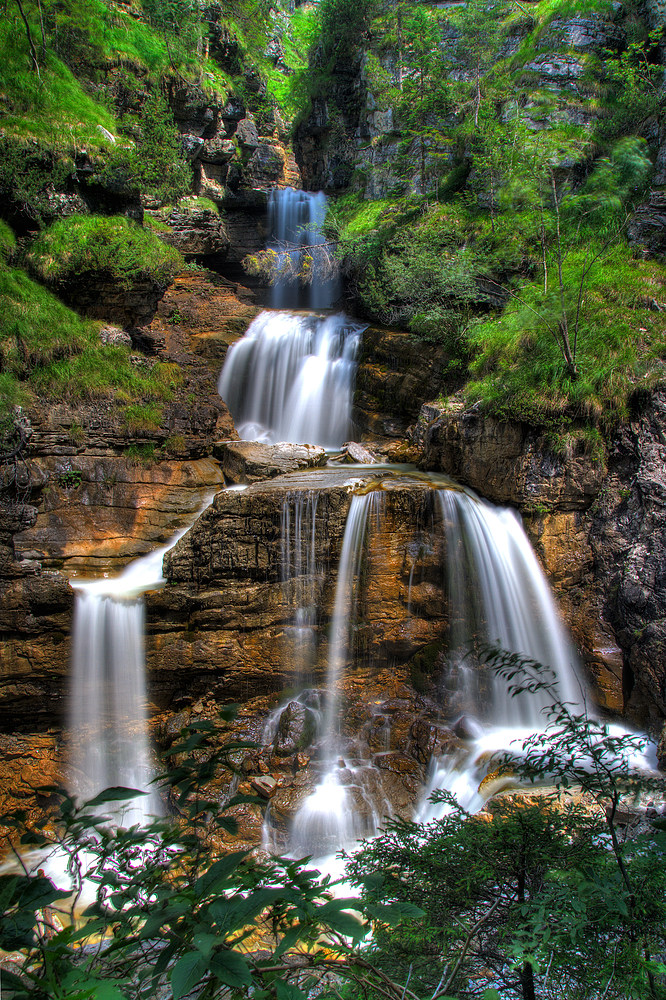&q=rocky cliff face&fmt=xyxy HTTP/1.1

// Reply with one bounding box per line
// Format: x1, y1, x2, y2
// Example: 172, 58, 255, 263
0, 267, 262, 742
